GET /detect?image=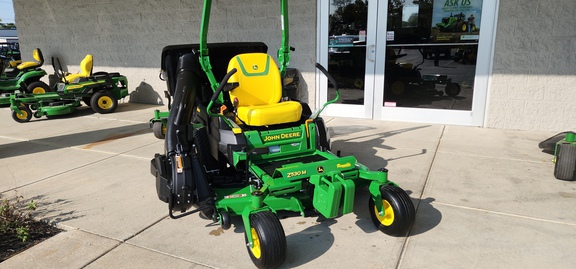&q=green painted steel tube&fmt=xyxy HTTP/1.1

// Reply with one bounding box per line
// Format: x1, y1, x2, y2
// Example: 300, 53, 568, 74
278, 0, 291, 78
199, 0, 221, 101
